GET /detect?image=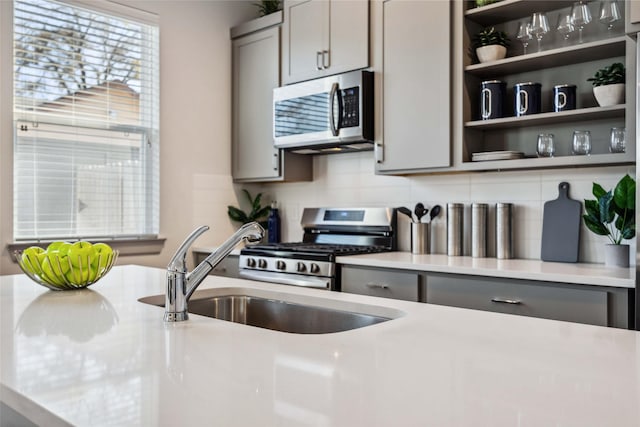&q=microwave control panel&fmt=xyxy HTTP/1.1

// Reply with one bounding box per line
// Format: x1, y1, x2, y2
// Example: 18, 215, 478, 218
341, 87, 360, 128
